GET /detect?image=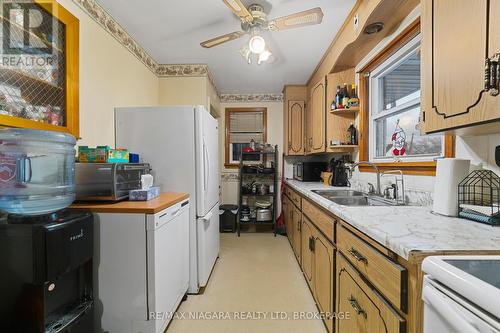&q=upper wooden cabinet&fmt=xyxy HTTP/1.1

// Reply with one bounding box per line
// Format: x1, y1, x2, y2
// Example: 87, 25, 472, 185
283, 86, 306, 156
308, 77, 327, 154
0, 0, 79, 137
421, 0, 500, 134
